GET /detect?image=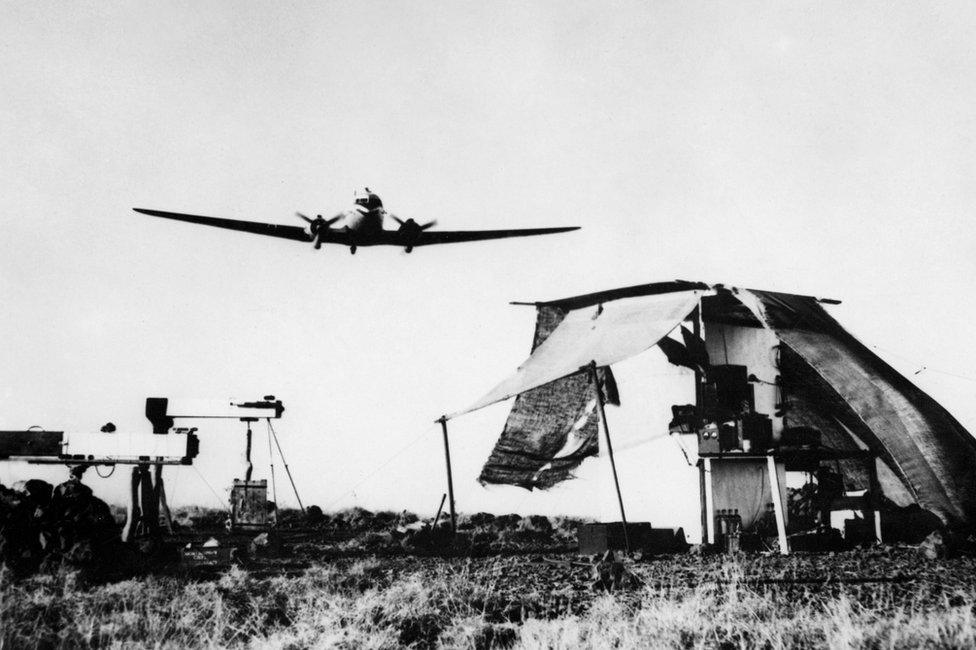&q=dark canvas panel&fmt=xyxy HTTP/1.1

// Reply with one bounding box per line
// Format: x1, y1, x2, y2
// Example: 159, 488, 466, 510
749, 290, 976, 527
779, 346, 916, 507
478, 305, 618, 490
